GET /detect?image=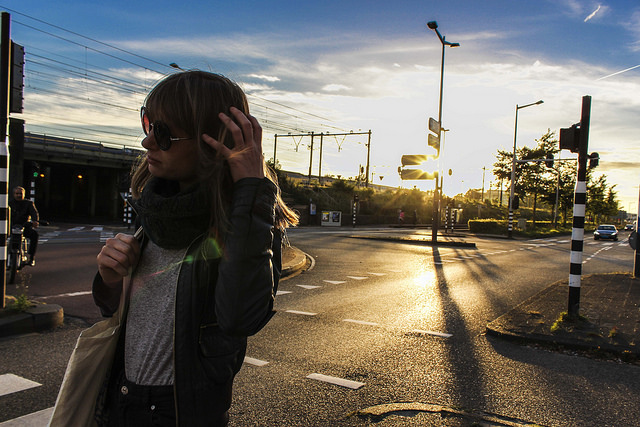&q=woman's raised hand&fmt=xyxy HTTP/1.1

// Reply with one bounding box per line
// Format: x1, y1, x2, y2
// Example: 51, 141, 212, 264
202, 107, 265, 182
97, 233, 141, 285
